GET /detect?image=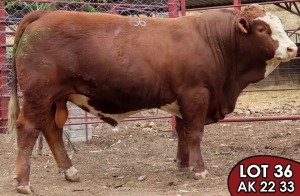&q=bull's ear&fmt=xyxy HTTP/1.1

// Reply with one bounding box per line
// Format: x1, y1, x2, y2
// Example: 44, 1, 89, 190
238, 17, 249, 34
